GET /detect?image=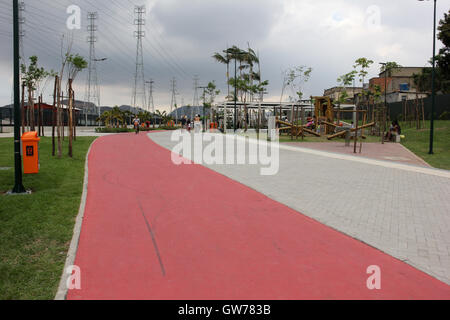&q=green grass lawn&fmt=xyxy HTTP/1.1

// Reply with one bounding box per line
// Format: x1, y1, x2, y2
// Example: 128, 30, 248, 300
277, 121, 450, 170
0, 136, 96, 300
279, 134, 381, 143
400, 120, 450, 170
